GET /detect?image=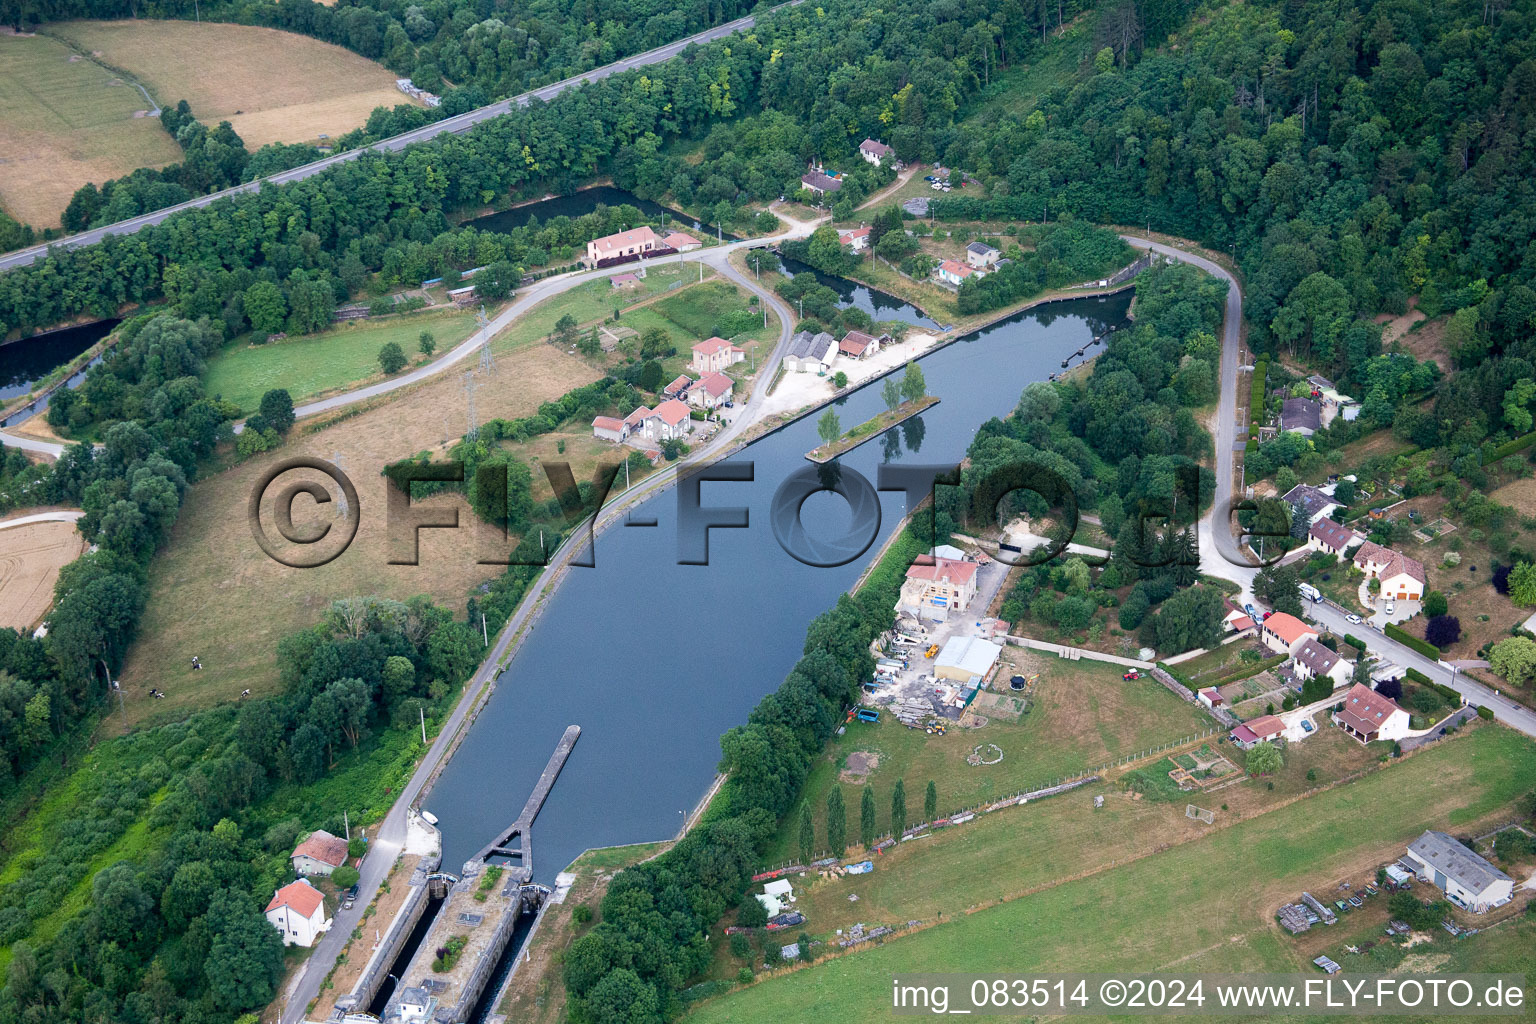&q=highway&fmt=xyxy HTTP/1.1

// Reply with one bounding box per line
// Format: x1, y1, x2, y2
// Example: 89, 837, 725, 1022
0, 1, 802, 274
